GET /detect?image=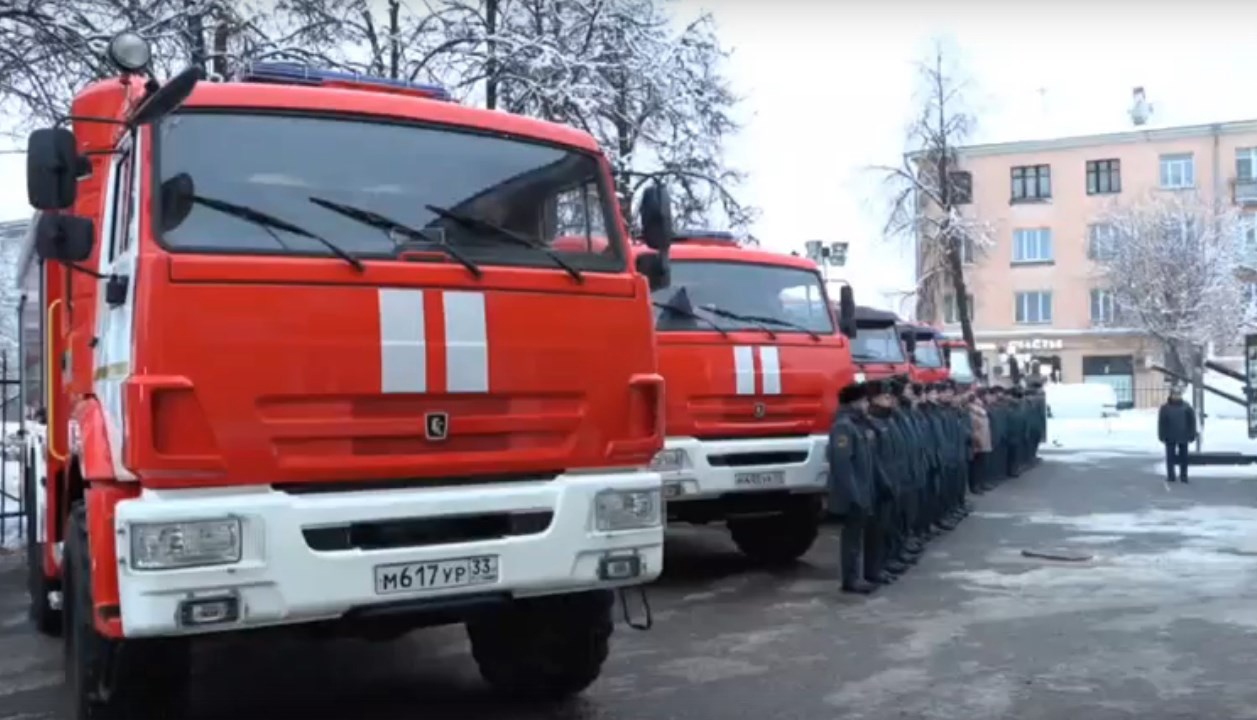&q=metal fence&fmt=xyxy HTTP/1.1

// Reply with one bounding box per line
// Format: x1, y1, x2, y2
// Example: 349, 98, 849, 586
0, 354, 23, 549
